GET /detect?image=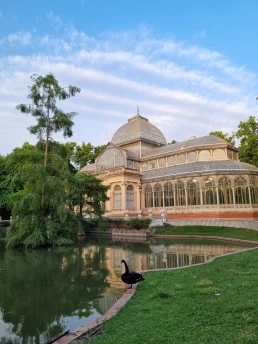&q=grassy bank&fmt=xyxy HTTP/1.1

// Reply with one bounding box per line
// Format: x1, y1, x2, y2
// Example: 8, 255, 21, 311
154, 224, 258, 242
87, 248, 258, 344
